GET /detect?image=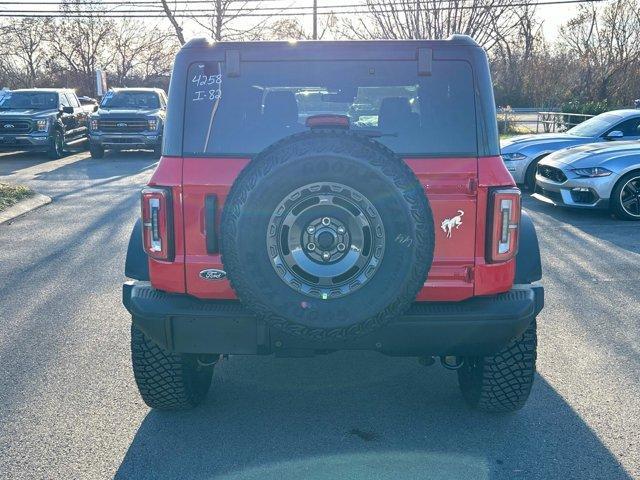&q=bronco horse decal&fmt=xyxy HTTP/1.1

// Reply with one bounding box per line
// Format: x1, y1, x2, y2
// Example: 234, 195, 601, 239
441, 210, 464, 238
